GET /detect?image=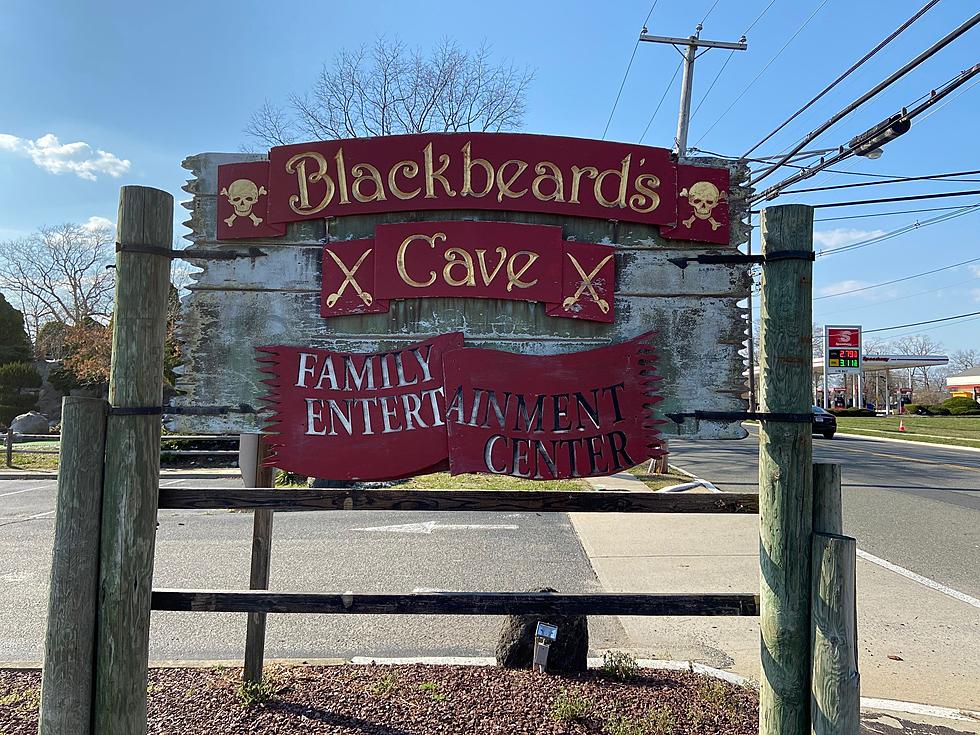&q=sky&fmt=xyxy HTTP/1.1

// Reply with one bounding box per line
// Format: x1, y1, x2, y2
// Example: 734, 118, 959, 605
1, 0, 978, 353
